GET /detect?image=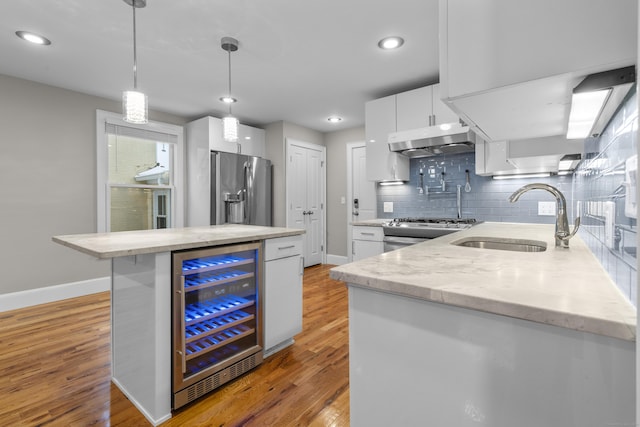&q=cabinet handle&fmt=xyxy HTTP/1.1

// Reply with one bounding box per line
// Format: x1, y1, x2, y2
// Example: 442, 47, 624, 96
361, 232, 375, 236
352, 241, 355, 255
277, 245, 295, 250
